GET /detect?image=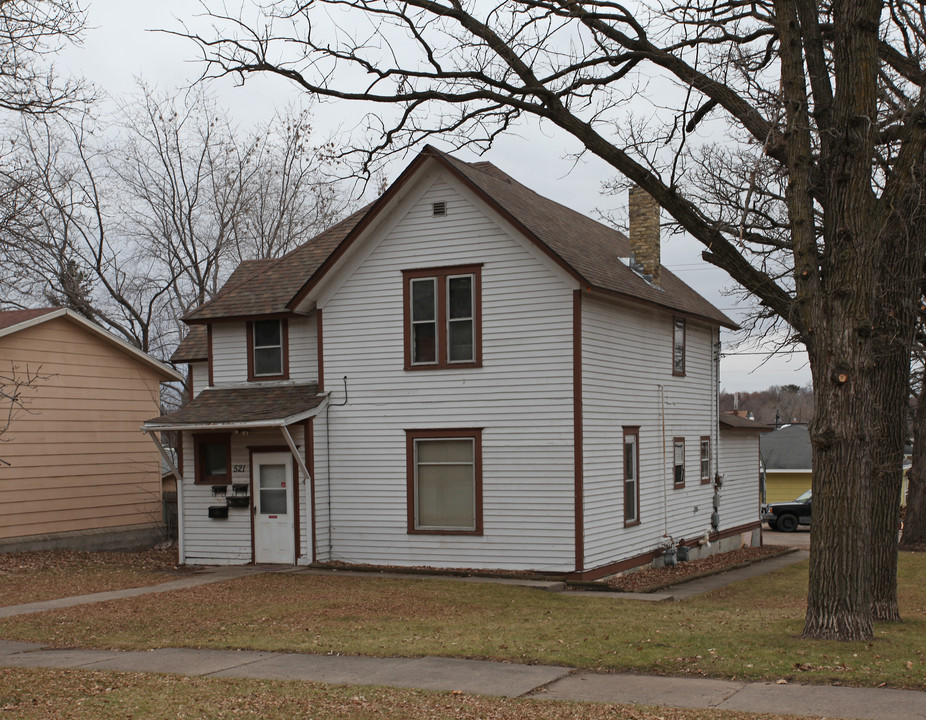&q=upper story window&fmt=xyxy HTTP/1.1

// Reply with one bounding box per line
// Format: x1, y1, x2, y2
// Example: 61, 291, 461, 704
248, 319, 289, 380
673, 317, 686, 376
404, 265, 482, 370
